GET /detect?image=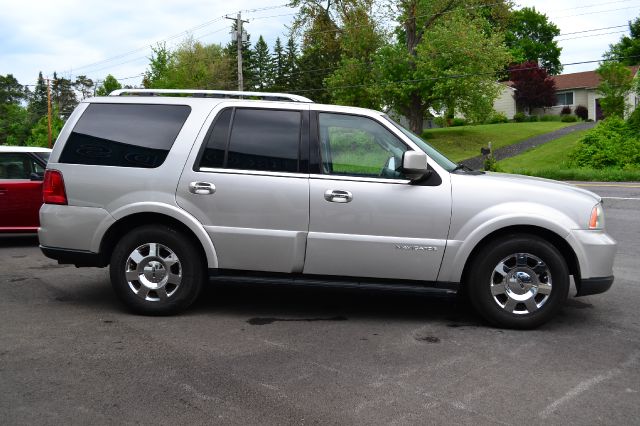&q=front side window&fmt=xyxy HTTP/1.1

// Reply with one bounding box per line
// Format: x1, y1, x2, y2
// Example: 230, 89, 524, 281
59, 103, 191, 168
0, 153, 41, 179
319, 113, 408, 179
199, 108, 302, 173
